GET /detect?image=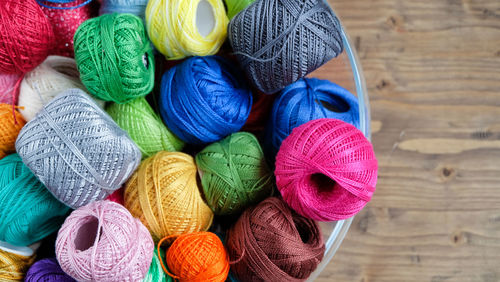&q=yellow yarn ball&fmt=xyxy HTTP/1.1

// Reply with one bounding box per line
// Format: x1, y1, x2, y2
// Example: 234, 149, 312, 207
145, 0, 228, 60
124, 151, 213, 242
0, 244, 36, 281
